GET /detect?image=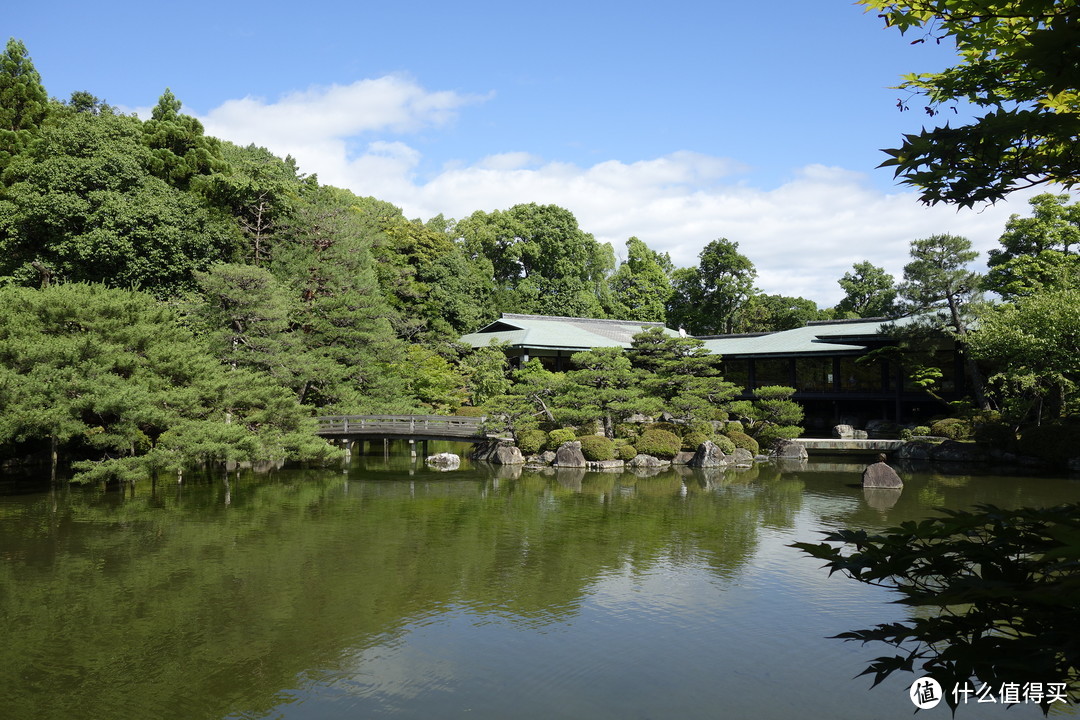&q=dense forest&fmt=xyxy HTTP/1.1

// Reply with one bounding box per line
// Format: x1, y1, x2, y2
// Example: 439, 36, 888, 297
1, 37, 1078, 480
